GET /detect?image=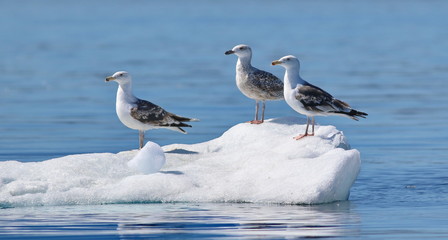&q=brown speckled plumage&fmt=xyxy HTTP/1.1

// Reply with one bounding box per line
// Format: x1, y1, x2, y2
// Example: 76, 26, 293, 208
226, 44, 283, 123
